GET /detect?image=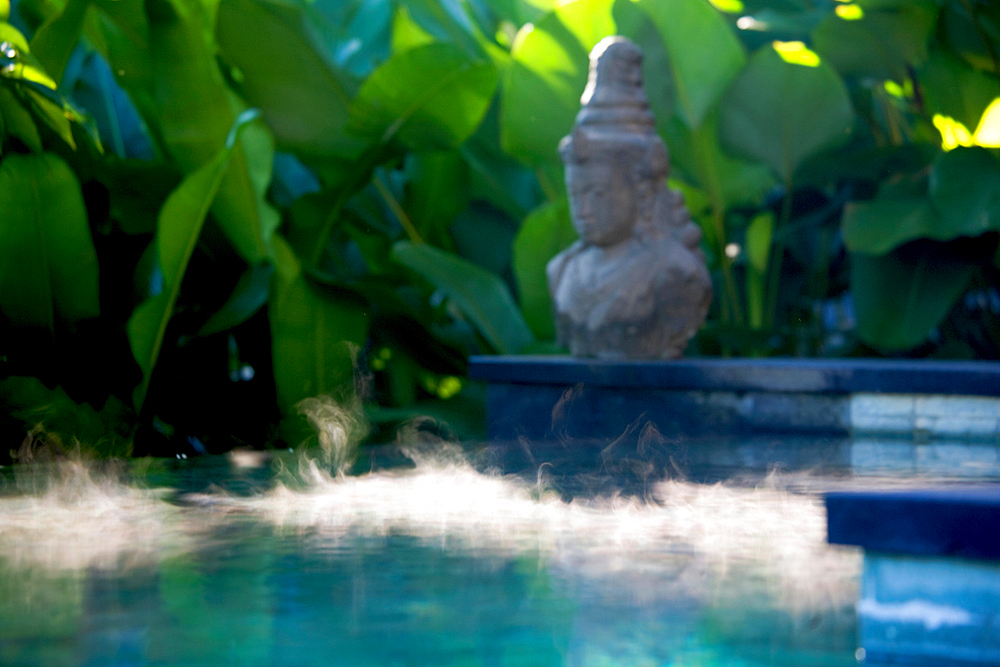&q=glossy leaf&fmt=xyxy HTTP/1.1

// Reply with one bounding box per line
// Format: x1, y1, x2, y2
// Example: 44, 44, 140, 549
851, 244, 978, 350
512, 197, 576, 339
633, 0, 746, 129
920, 50, 999, 133
720, 45, 853, 183
148, 0, 277, 263
346, 42, 498, 151
0, 153, 99, 330
392, 241, 535, 354
216, 0, 368, 161
812, 1, 935, 82
500, 0, 616, 166
29, 0, 90, 84
128, 146, 230, 409
929, 147, 1000, 241
269, 235, 369, 413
